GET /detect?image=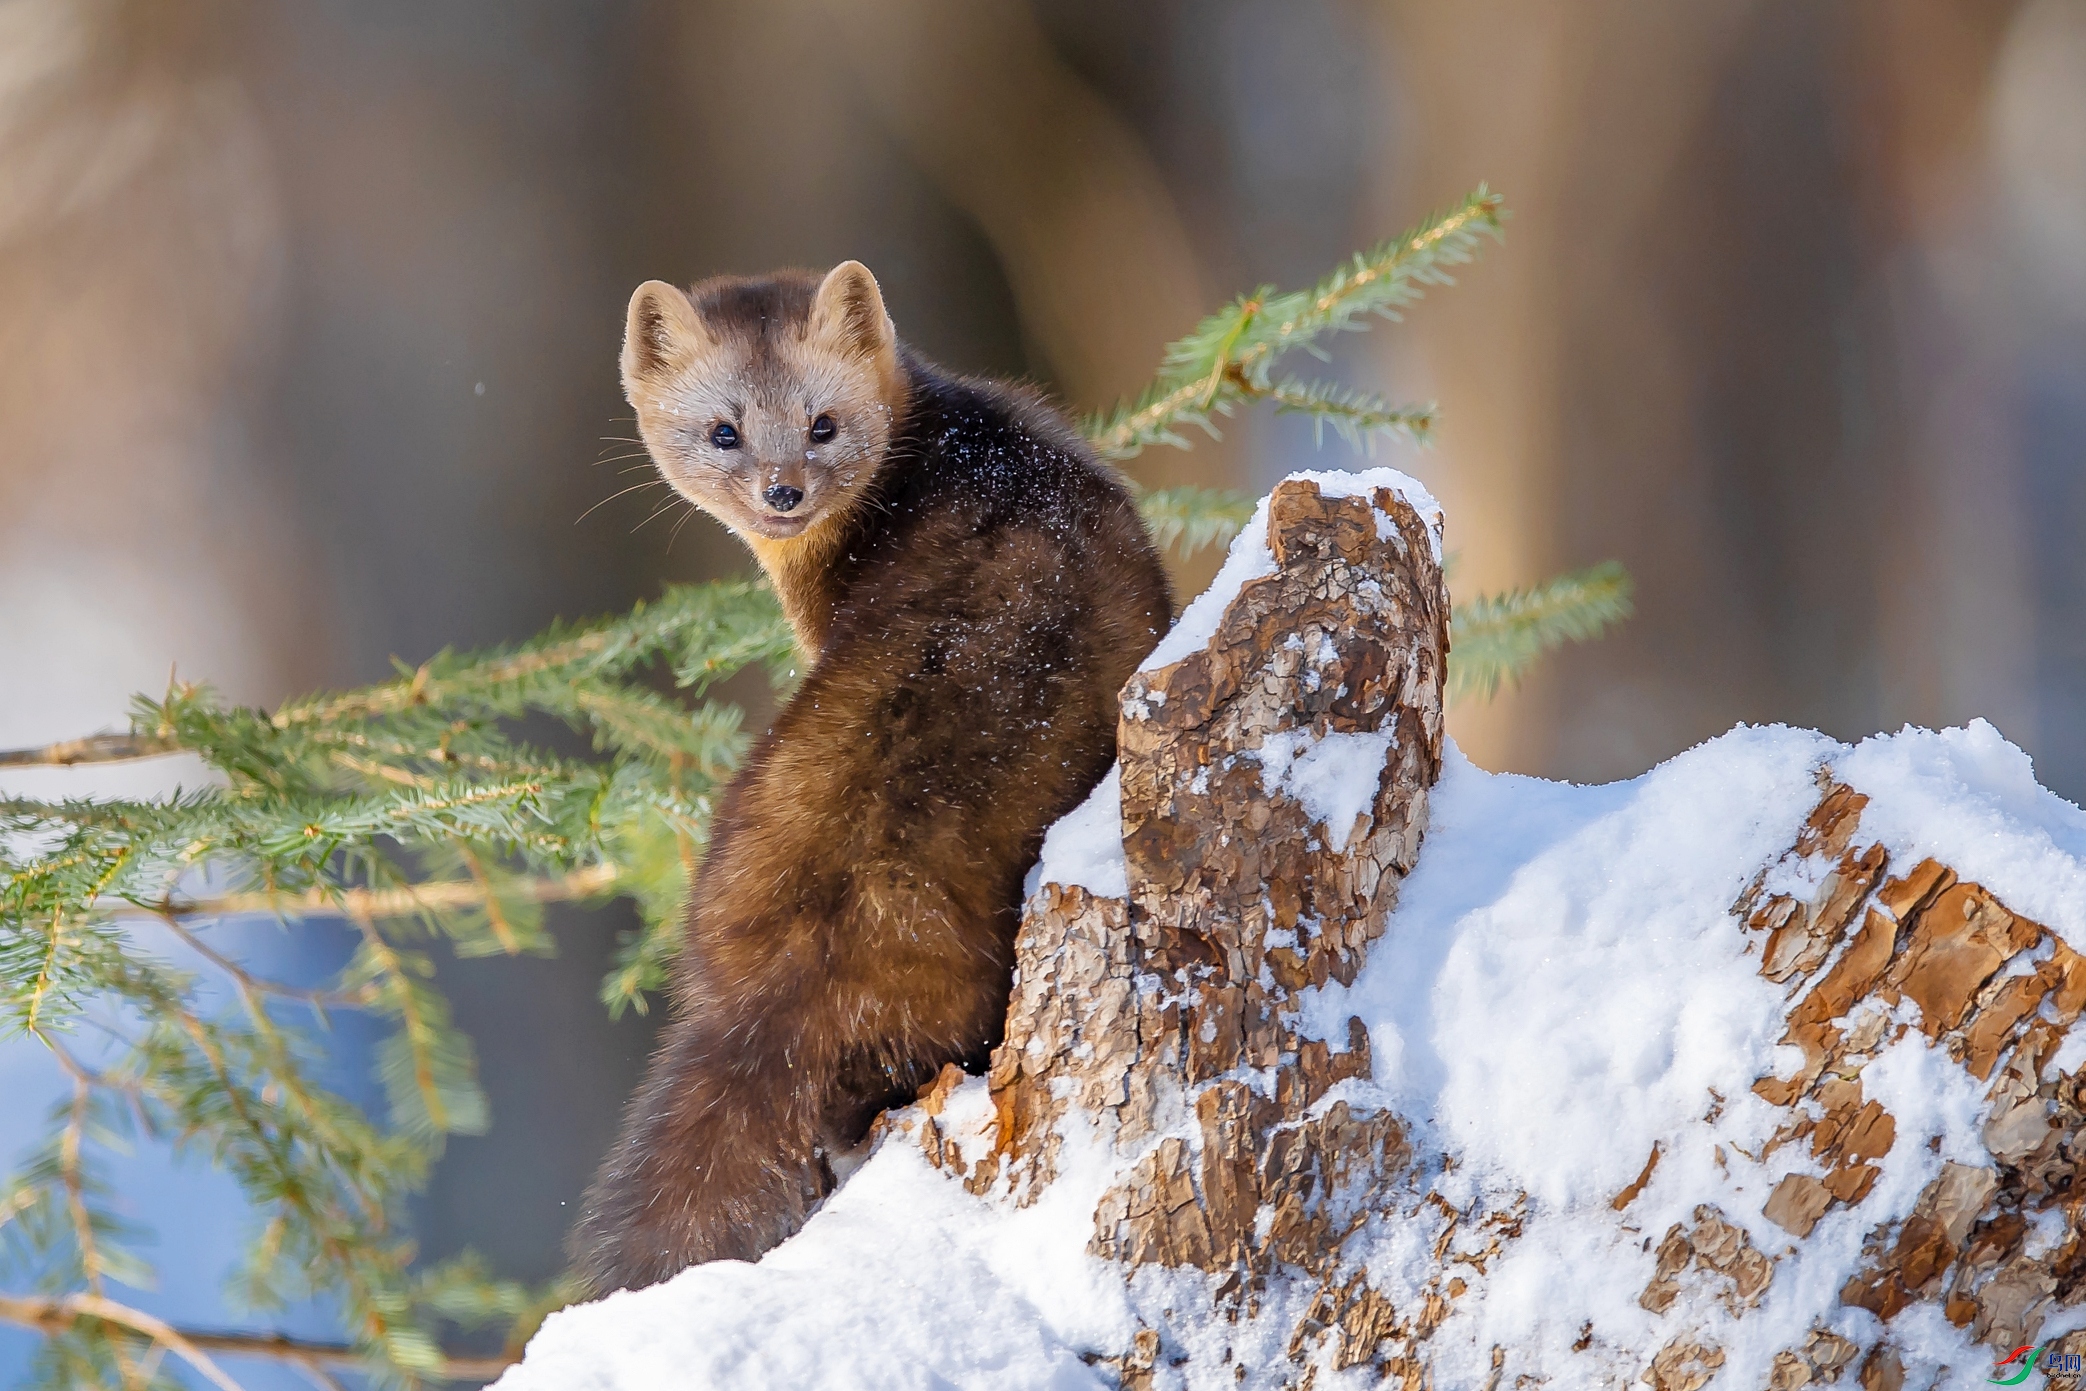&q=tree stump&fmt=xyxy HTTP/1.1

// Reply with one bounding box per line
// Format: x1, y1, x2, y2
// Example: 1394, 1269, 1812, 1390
901, 474, 1454, 1383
